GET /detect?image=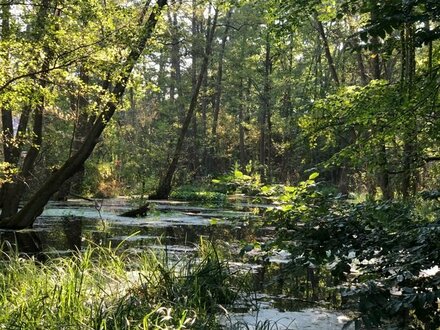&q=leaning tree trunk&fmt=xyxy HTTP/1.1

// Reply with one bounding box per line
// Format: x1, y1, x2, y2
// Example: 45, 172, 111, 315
0, 0, 167, 229
152, 7, 218, 199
